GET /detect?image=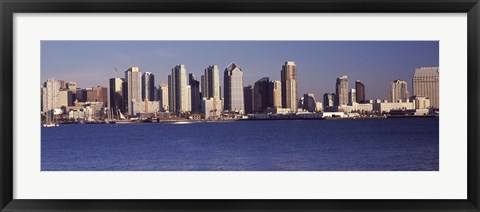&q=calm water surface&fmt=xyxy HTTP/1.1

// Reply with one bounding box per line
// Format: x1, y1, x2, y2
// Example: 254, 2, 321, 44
41, 118, 439, 171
